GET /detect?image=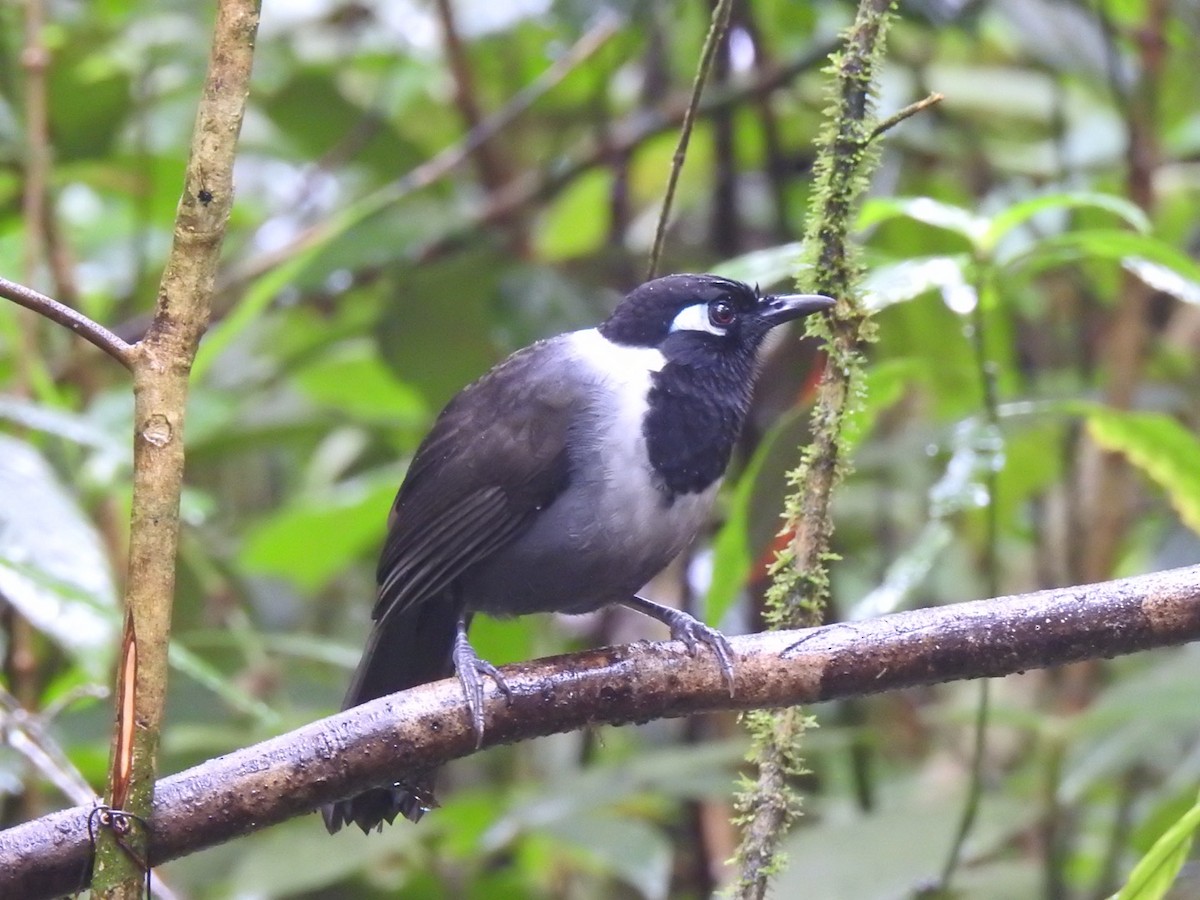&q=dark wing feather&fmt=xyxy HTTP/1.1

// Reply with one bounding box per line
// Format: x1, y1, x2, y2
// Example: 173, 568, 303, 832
377, 489, 528, 623
372, 341, 576, 623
